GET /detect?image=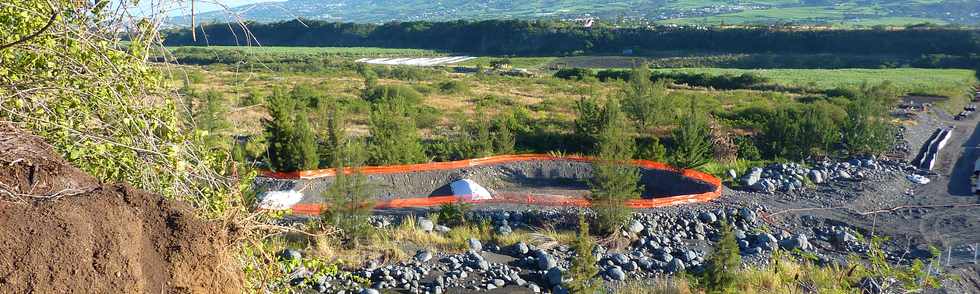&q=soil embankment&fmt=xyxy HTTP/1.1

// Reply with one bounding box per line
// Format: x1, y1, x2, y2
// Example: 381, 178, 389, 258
0, 123, 241, 293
